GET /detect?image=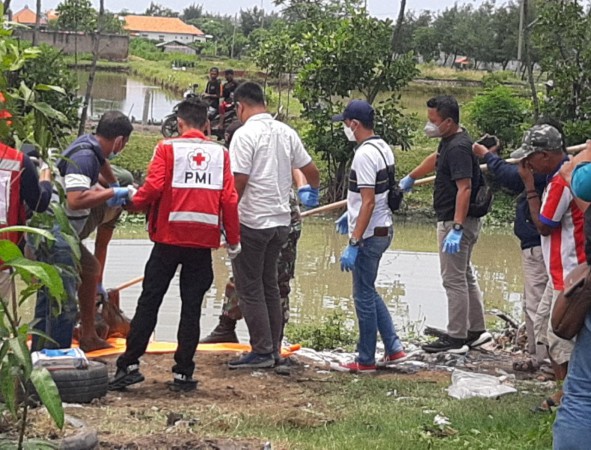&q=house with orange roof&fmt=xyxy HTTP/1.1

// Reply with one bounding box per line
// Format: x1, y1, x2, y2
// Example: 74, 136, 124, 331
12, 6, 45, 26
123, 15, 206, 43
